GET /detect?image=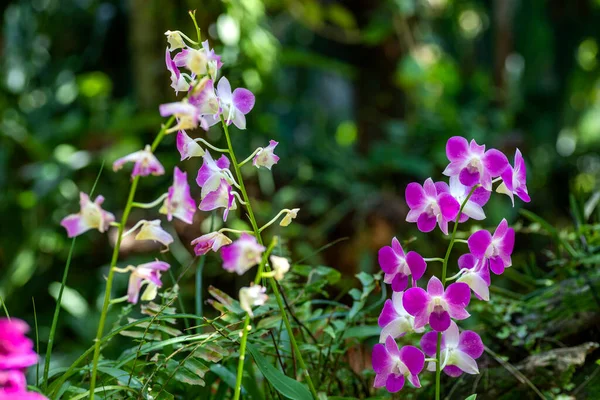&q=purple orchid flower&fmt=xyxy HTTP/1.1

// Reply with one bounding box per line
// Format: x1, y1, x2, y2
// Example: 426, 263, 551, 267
252, 140, 280, 170
403, 276, 471, 332
159, 101, 208, 132
214, 77, 255, 130
159, 167, 196, 224
176, 130, 205, 161
405, 178, 460, 234
134, 220, 174, 249
443, 136, 509, 191
61, 192, 115, 238
456, 253, 491, 301
445, 177, 490, 222
191, 232, 232, 256
467, 219, 515, 275
113, 145, 165, 178
378, 292, 424, 343
220, 233, 265, 275
127, 261, 170, 304
372, 337, 425, 393
165, 48, 190, 94
188, 79, 221, 123
196, 152, 232, 198
420, 321, 484, 377
378, 238, 427, 292
198, 179, 237, 221
0, 319, 38, 371
497, 149, 531, 206
173, 47, 208, 76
